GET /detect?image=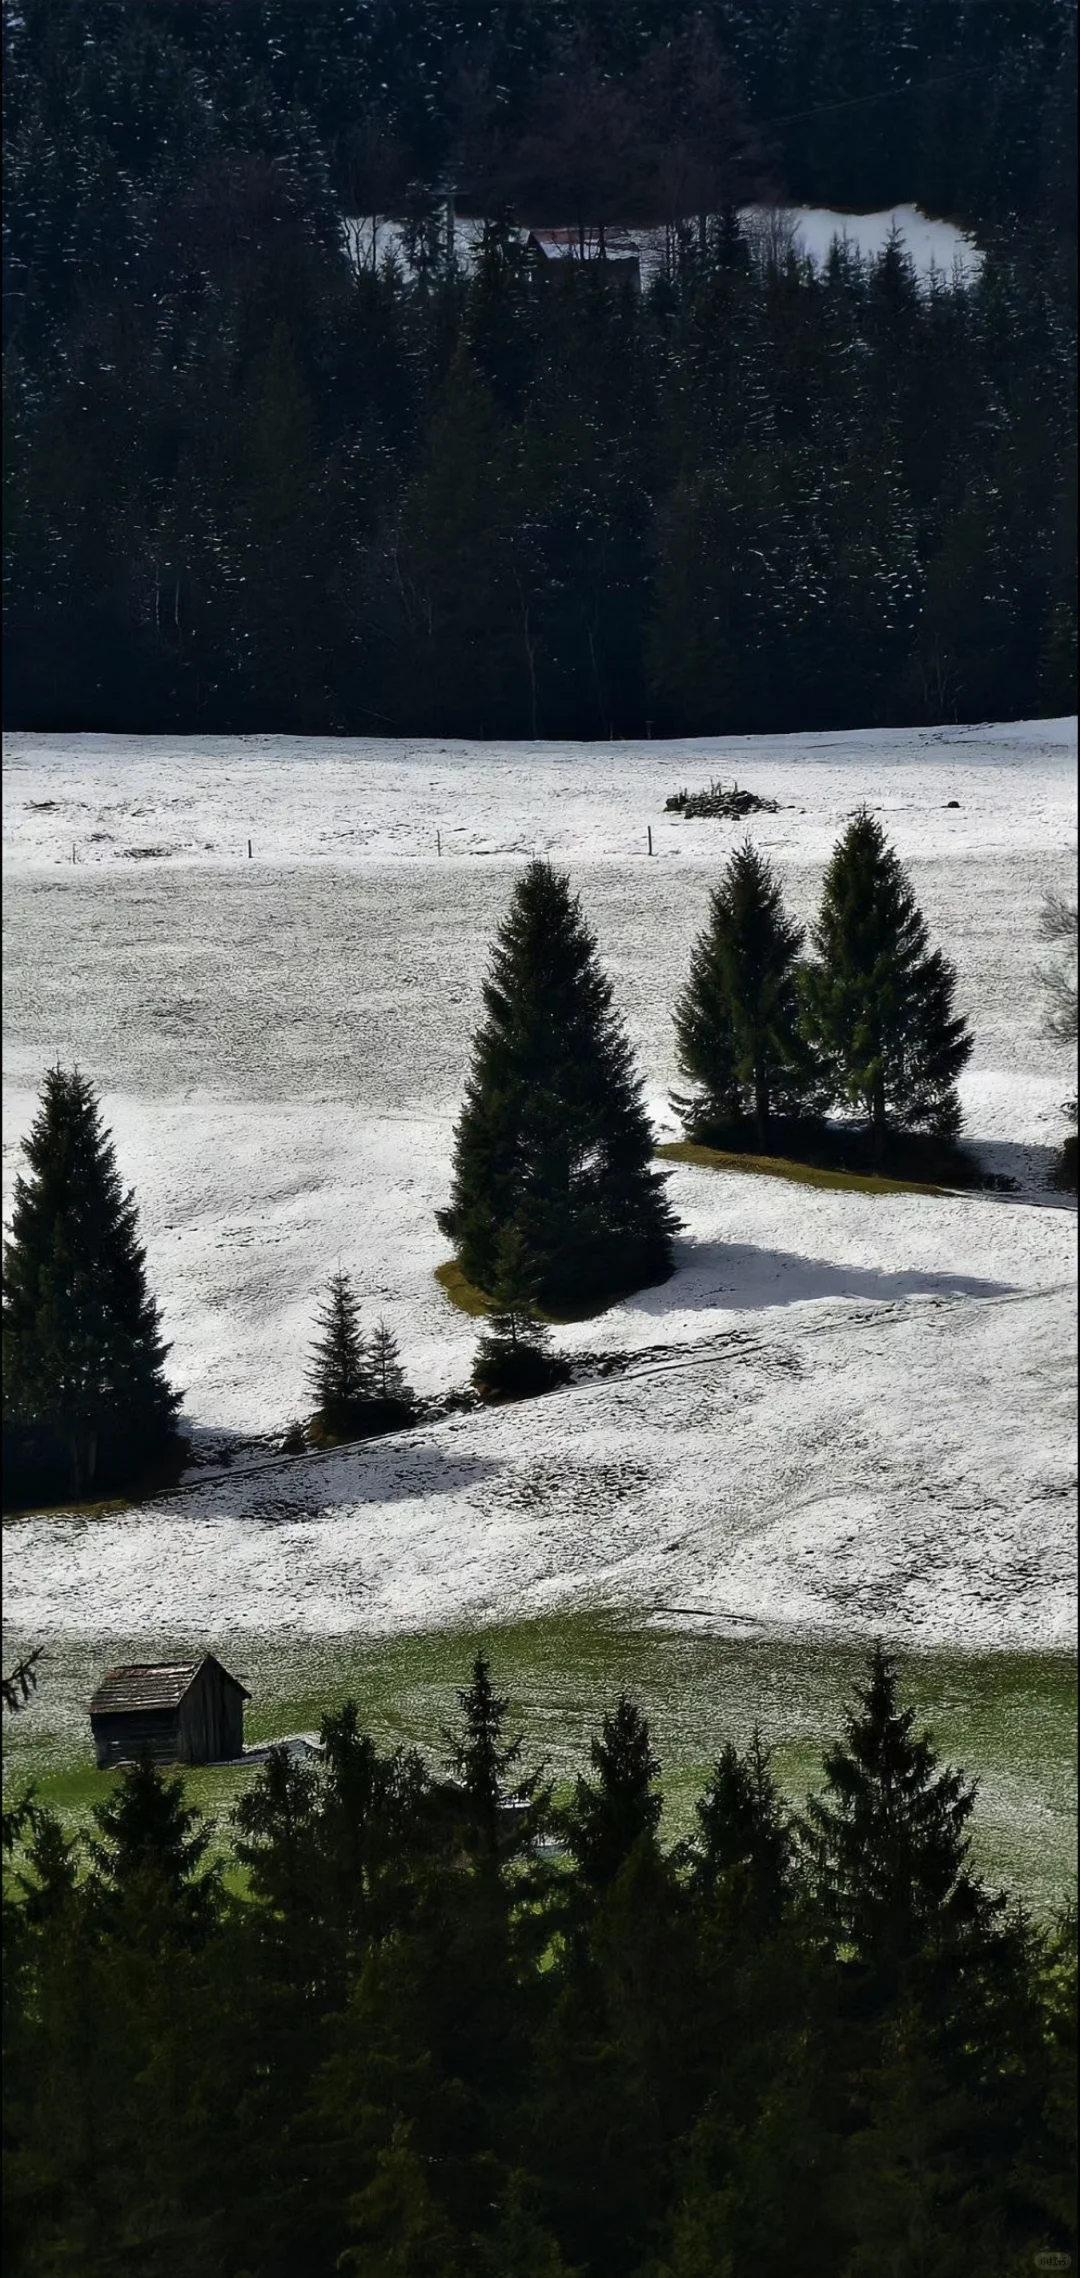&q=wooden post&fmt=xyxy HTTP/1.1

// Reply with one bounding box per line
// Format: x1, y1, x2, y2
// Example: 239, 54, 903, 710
72, 844, 76, 865
247, 839, 252, 859
647, 826, 653, 856
437, 832, 442, 857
